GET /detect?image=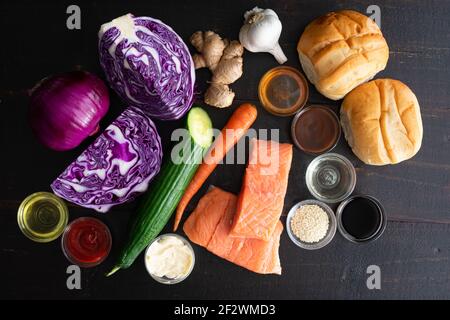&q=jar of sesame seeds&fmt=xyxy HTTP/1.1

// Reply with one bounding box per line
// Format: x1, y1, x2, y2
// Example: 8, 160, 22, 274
286, 199, 337, 250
